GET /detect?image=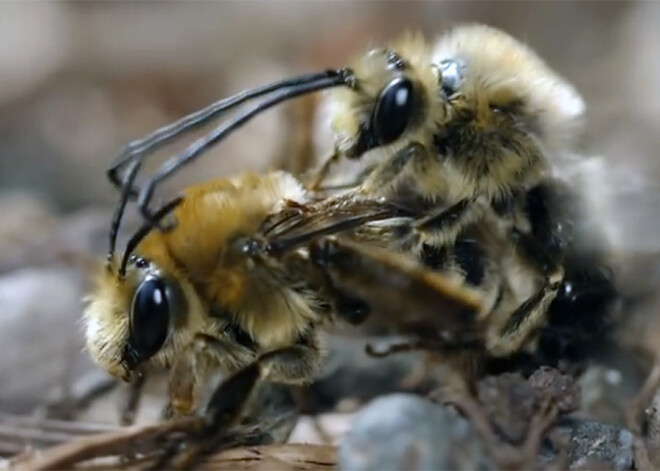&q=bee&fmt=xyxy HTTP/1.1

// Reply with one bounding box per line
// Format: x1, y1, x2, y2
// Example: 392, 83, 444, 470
89, 23, 618, 414
84, 169, 482, 417
310, 24, 618, 370
311, 24, 618, 371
